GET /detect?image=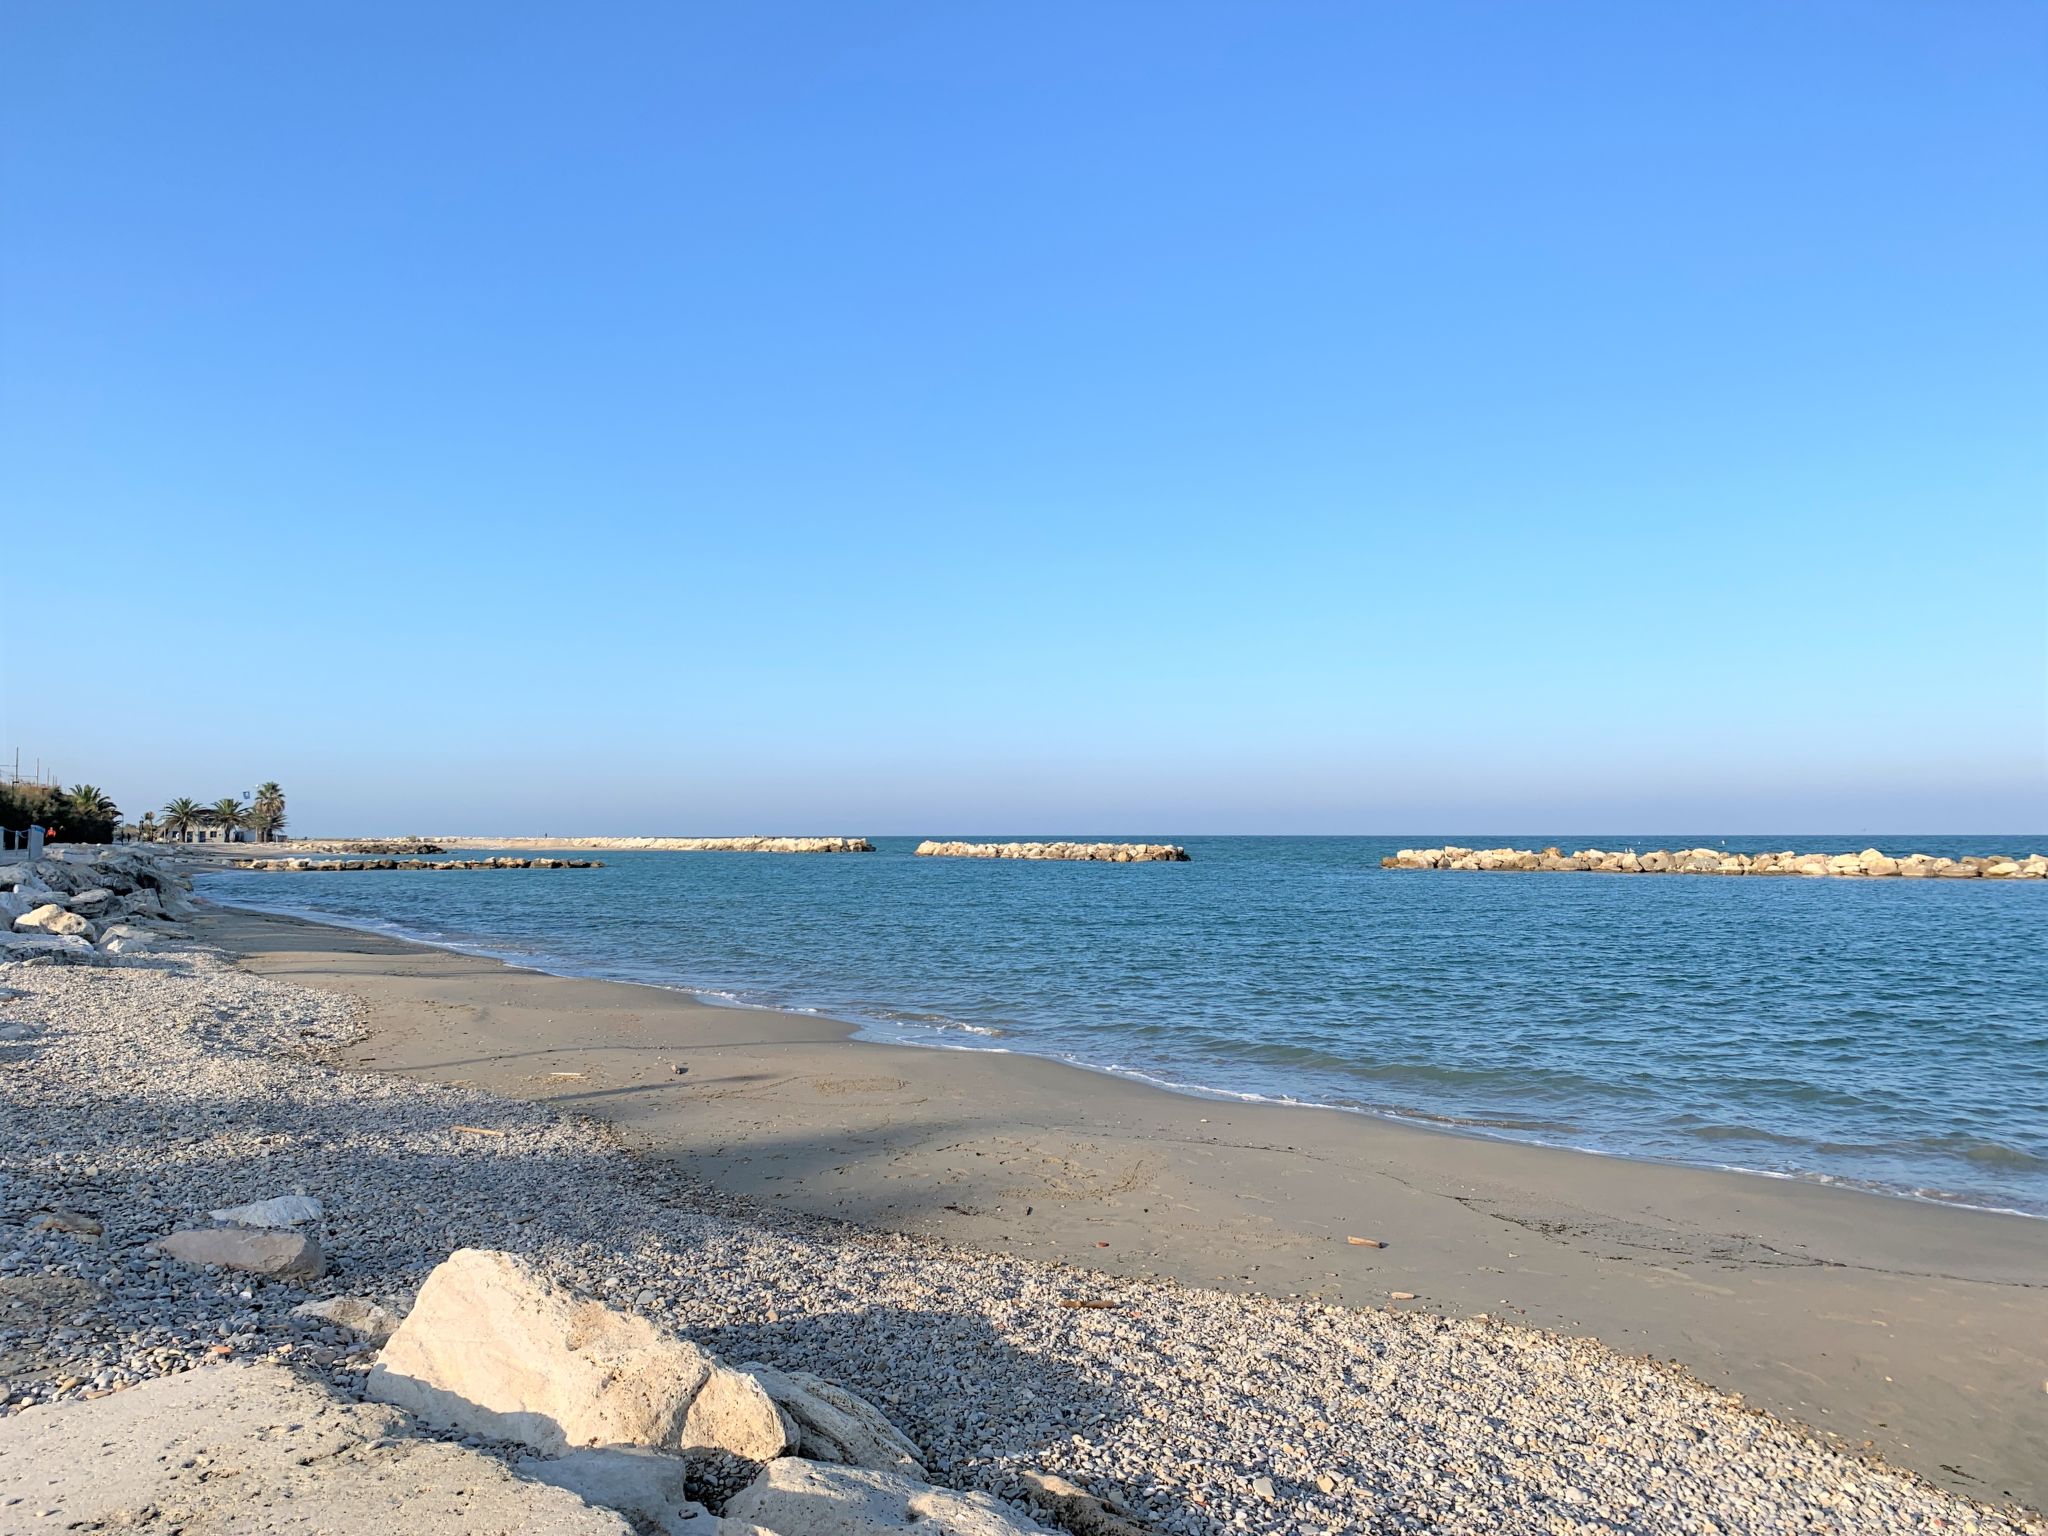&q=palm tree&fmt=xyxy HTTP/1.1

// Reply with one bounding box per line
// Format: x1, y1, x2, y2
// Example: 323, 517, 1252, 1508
208, 797, 249, 844
249, 782, 287, 843
161, 797, 205, 843
137, 811, 158, 842
65, 784, 118, 821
